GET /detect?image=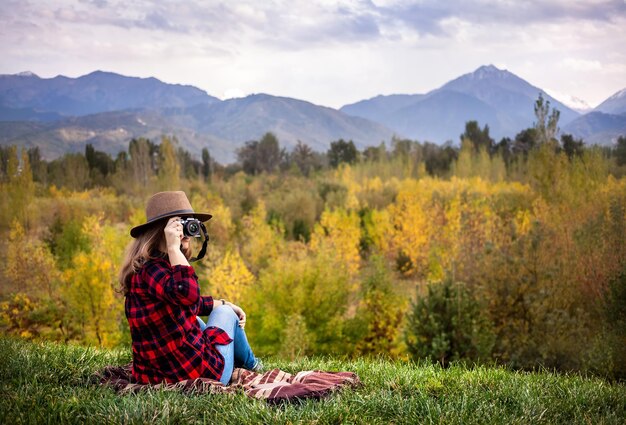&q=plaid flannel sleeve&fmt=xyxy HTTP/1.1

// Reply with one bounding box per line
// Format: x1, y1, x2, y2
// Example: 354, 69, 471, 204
142, 261, 200, 306
198, 296, 215, 316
